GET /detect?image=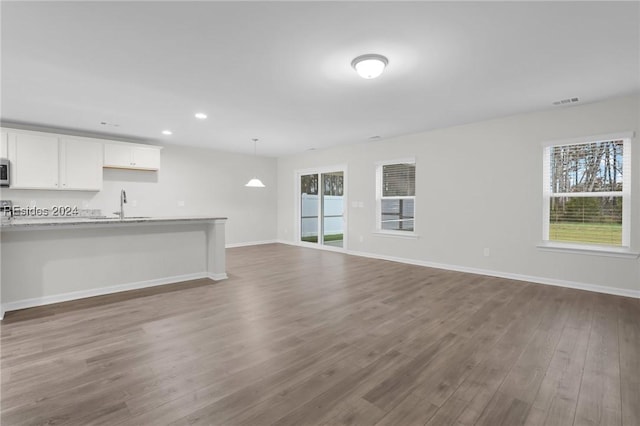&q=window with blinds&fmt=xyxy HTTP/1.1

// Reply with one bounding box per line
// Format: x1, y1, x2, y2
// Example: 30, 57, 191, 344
376, 160, 416, 232
543, 135, 631, 247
